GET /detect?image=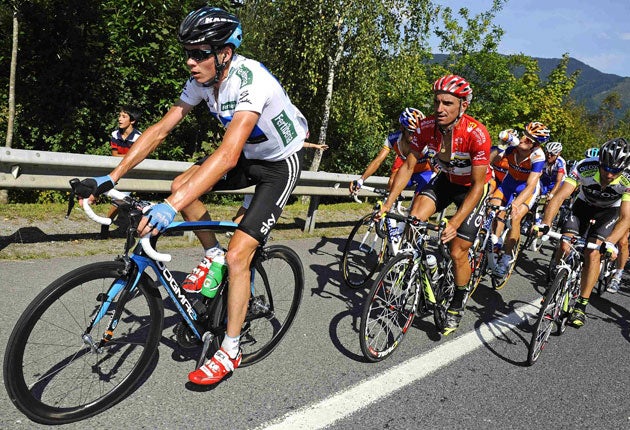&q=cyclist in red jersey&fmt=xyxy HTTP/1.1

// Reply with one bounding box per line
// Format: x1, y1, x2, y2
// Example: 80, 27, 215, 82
378, 74, 491, 336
